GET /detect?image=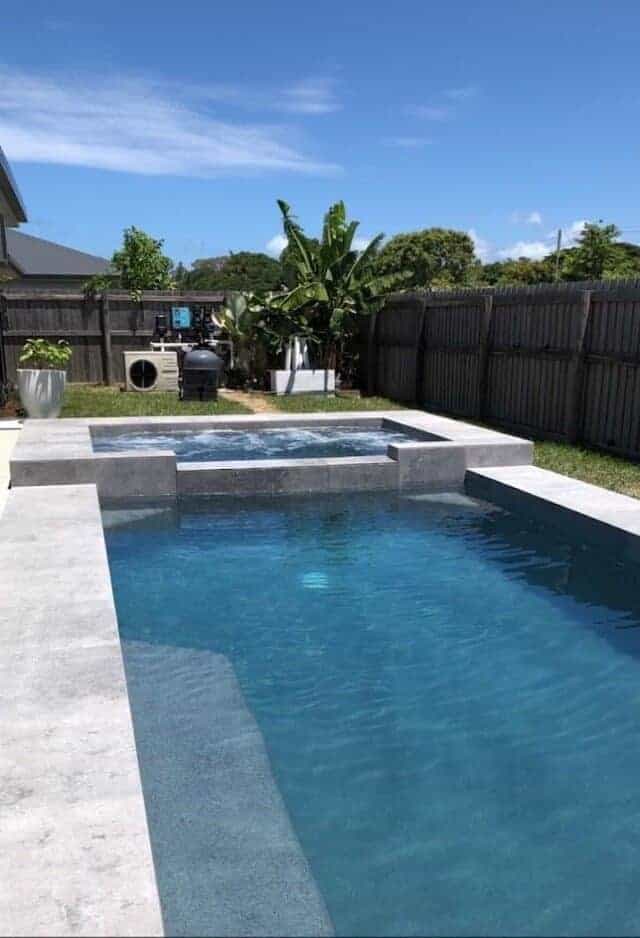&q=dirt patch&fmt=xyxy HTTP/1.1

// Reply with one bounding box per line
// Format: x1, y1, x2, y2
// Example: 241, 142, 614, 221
218, 390, 279, 414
